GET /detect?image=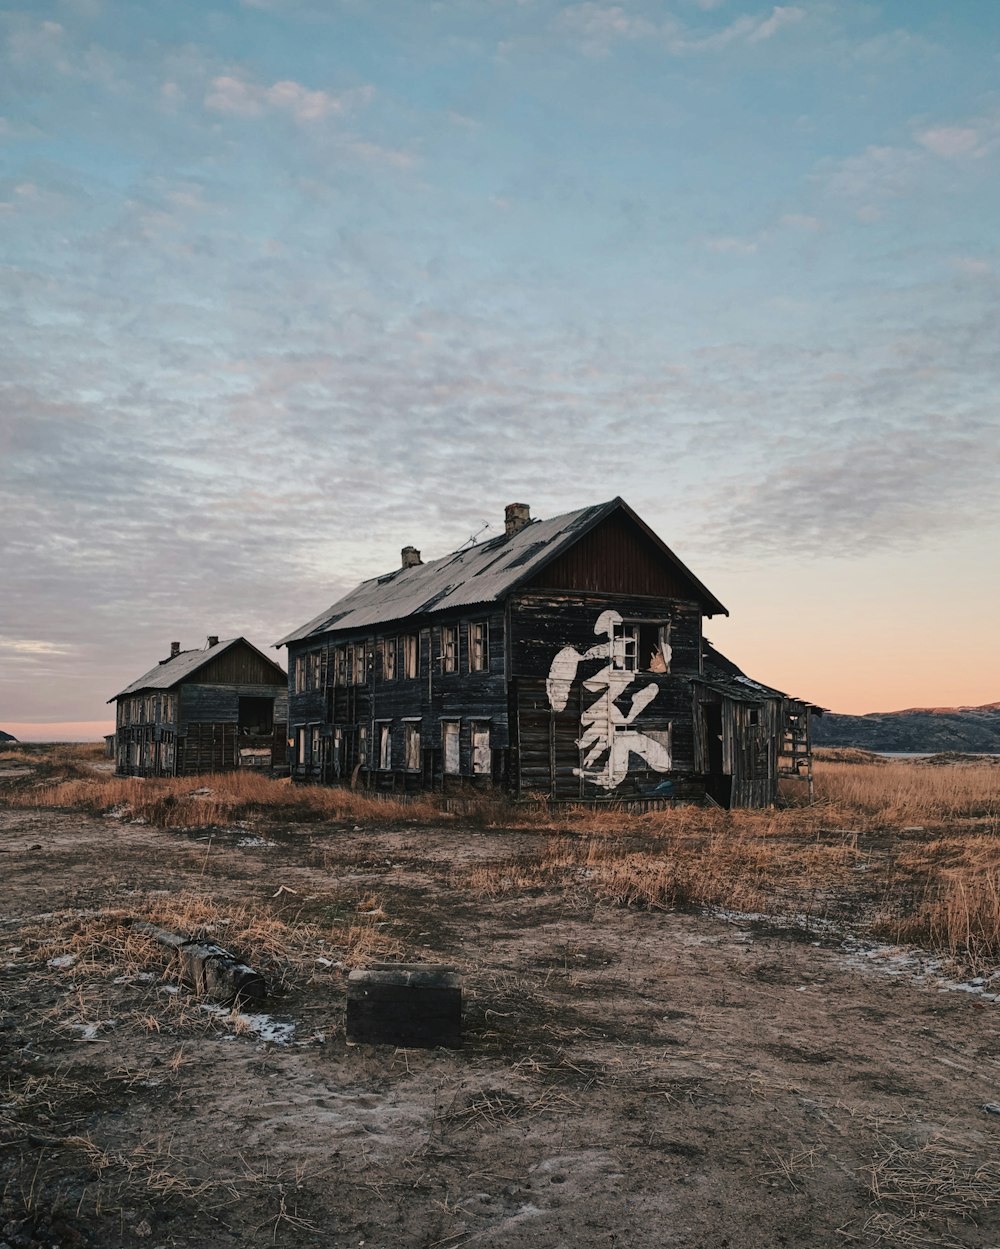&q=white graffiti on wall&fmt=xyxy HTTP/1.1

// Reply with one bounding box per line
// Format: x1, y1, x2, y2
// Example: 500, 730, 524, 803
546, 609, 671, 790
